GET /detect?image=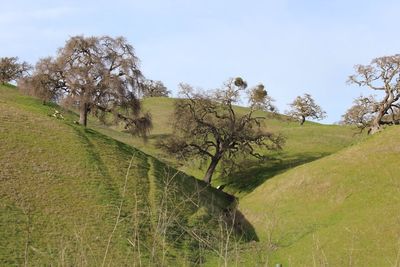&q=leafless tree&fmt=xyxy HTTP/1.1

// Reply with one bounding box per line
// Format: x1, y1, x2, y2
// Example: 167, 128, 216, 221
158, 77, 284, 184
142, 80, 170, 98
285, 93, 326, 125
341, 95, 378, 130
19, 35, 151, 136
0, 57, 31, 84
18, 57, 62, 104
348, 54, 400, 134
